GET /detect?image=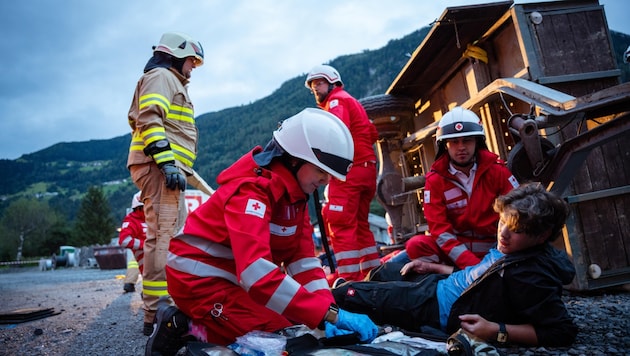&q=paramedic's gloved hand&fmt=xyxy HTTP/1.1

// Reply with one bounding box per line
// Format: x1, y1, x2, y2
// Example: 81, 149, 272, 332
324, 321, 355, 338
161, 163, 186, 191
335, 309, 378, 342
